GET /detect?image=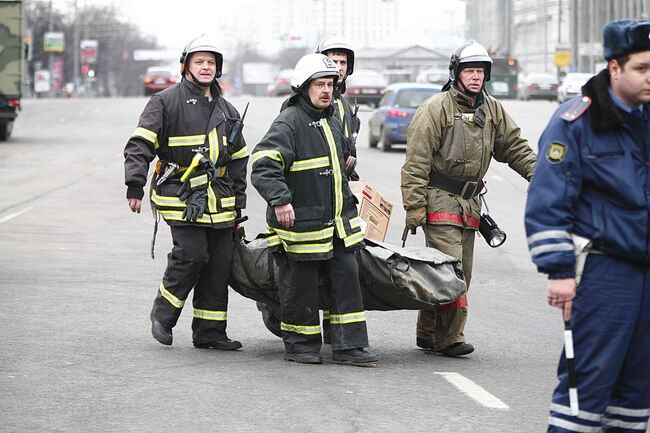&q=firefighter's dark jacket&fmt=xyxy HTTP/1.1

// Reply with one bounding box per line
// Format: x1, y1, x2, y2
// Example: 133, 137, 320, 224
526, 69, 650, 278
124, 79, 249, 228
251, 94, 364, 261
